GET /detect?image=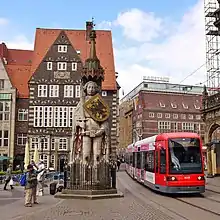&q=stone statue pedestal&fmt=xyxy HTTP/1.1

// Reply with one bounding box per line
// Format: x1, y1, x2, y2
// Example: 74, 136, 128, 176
55, 160, 124, 200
